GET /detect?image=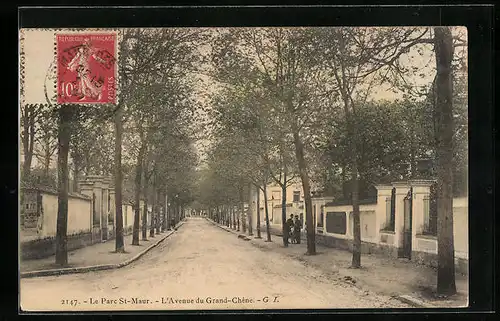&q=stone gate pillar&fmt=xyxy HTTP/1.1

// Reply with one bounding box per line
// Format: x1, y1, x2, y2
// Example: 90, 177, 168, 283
109, 185, 116, 239
408, 180, 434, 254
102, 177, 111, 240
391, 181, 411, 254
86, 175, 104, 242
374, 185, 393, 241
78, 181, 94, 236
